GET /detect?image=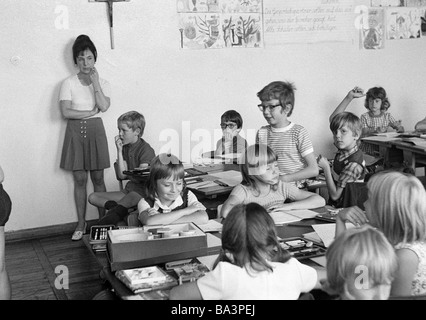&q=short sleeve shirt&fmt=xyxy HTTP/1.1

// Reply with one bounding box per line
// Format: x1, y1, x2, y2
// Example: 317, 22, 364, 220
256, 123, 314, 184
59, 74, 111, 118
197, 259, 317, 300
